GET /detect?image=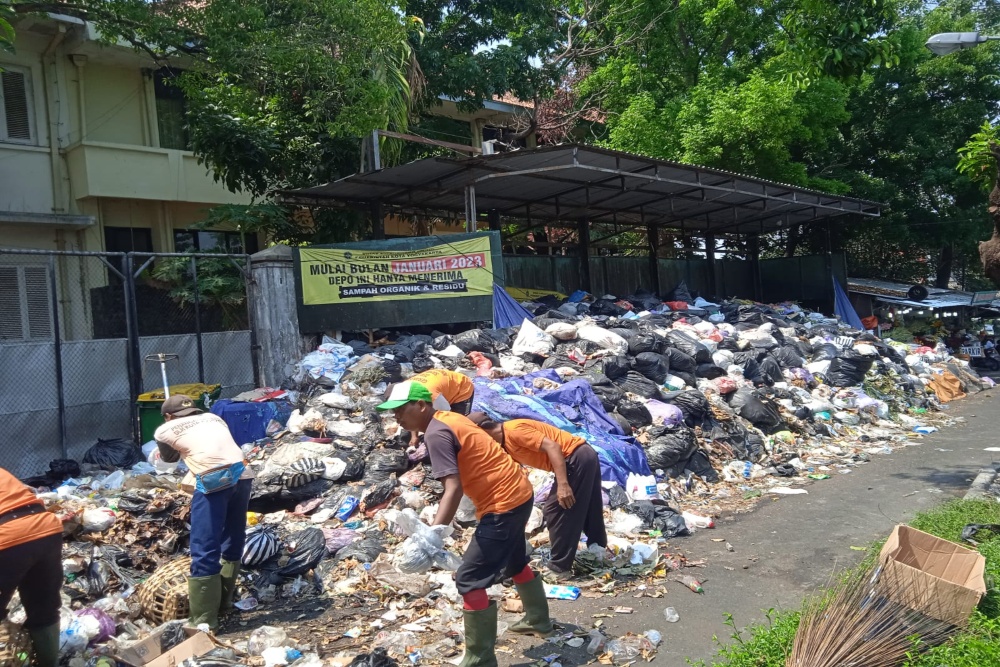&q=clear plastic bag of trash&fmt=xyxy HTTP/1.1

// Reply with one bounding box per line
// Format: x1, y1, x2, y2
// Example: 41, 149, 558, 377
392, 509, 462, 573
248, 626, 289, 655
